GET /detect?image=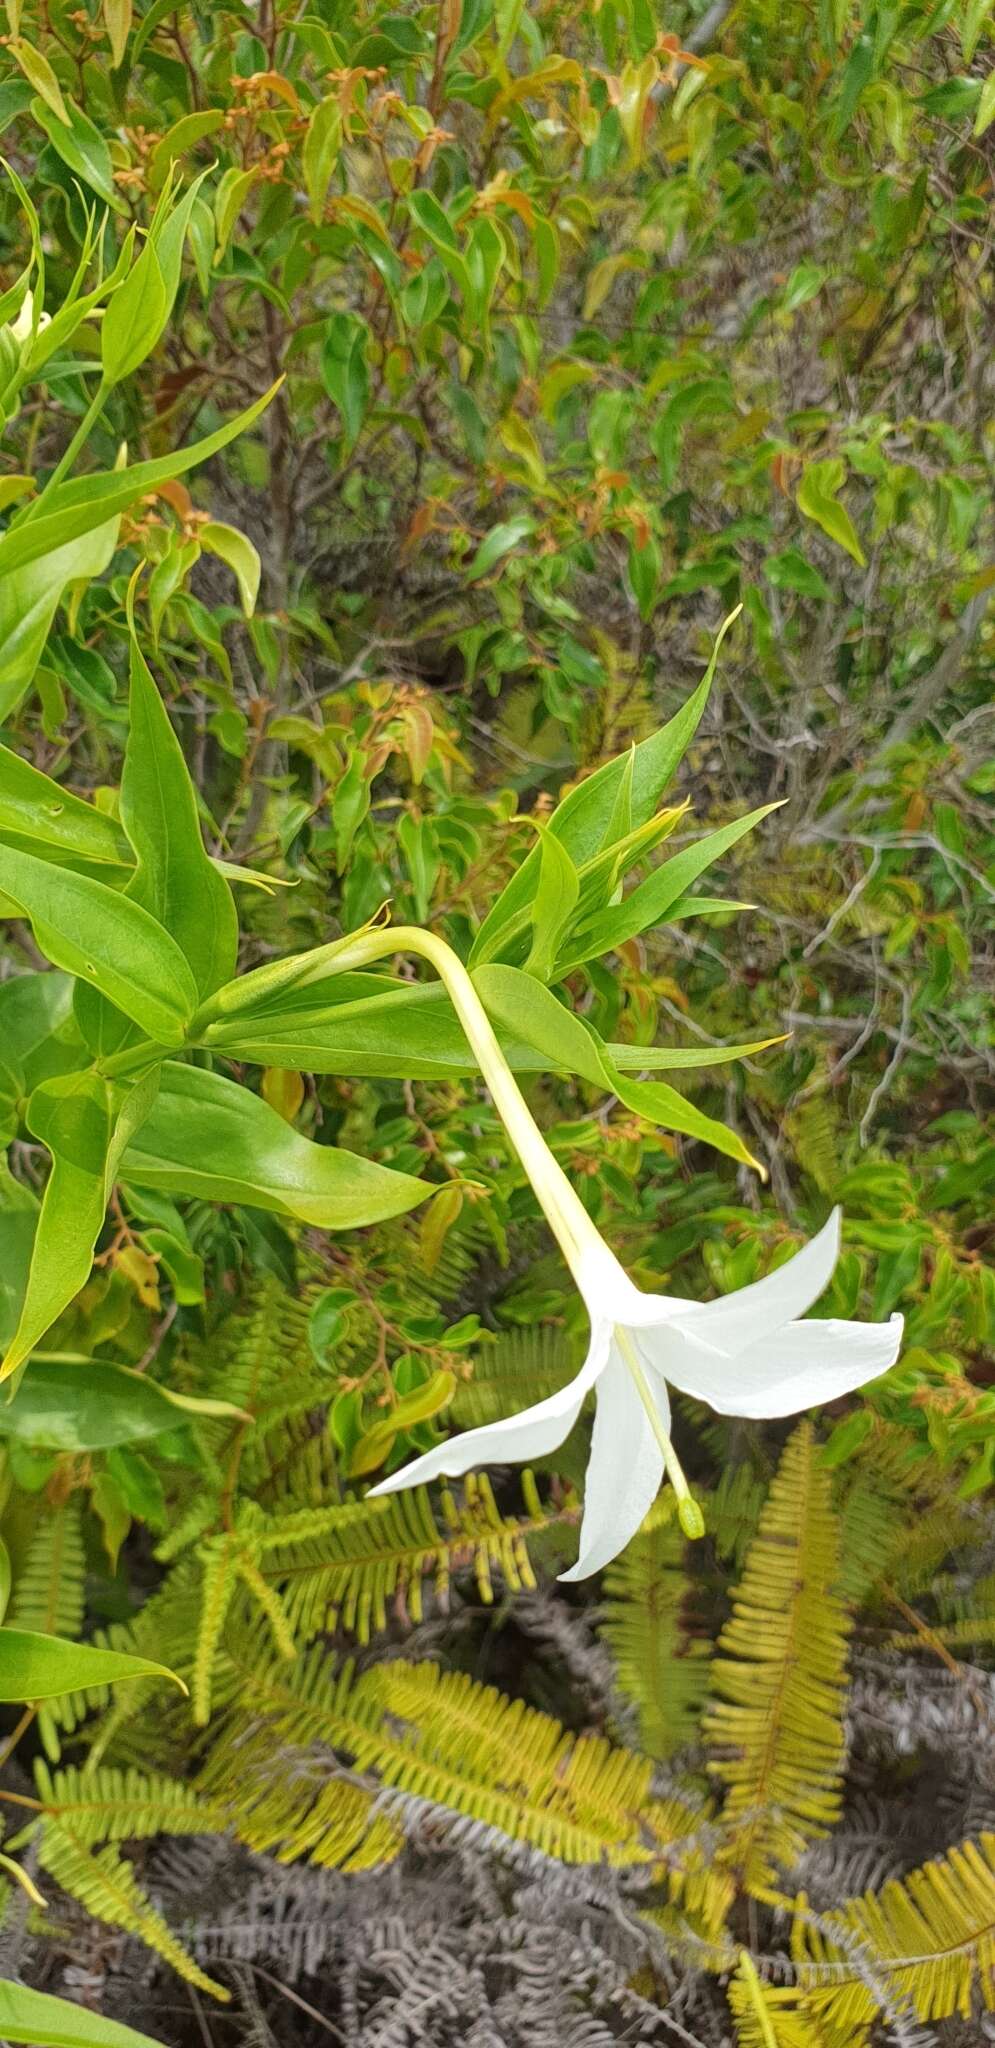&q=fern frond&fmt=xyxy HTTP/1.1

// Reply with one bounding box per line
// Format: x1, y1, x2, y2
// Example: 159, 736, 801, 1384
708, 1461, 768, 1568
9, 1500, 85, 1637
35, 1824, 228, 1999
31, 1763, 227, 1846
704, 1424, 850, 1891
38, 1561, 207, 1763
256, 1471, 576, 1643
203, 1646, 704, 1876
793, 1831, 995, 2029
196, 1645, 399, 1871
838, 1420, 975, 1601
728, 1951, 819, 2047
450, 1328, 579, 1430
193, 1533, 242, 1727
600, 1503, 710, 1759
784, 1090, 839, 1195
